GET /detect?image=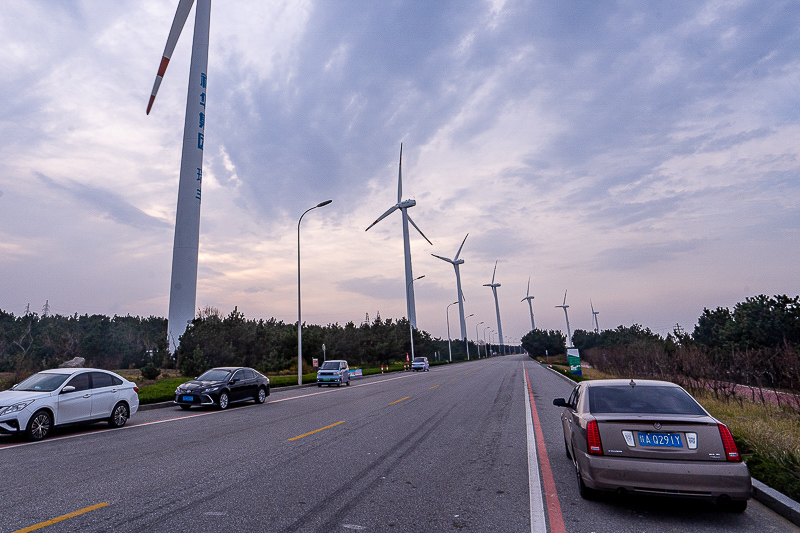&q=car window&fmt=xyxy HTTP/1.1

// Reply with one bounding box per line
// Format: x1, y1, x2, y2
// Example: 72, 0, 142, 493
567, 386, 579, 409
414, 357, 424, 362
66, 373, 90, 392
90, 372, 113, 389
14, 373, 70, 392
589, 385, 706, 415
232, 370, 245, 381
111, 375, 123, 386
243, 369, 255, 380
